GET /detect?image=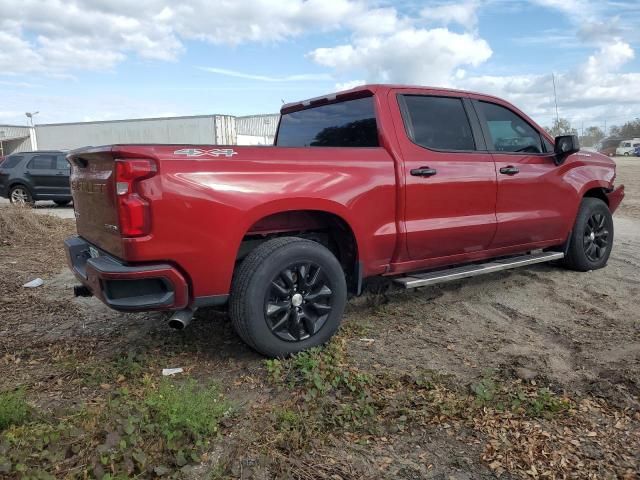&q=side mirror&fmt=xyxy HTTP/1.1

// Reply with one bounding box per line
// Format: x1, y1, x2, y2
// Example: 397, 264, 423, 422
554, 135, 580, 165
